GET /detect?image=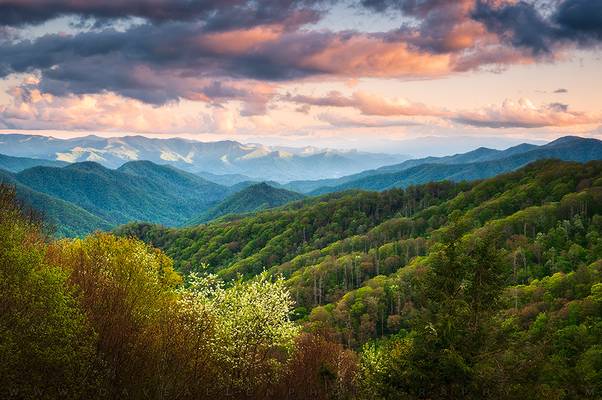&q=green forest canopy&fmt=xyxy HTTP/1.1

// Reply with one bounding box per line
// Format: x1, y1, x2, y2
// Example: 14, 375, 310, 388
2, 159, 602, 399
